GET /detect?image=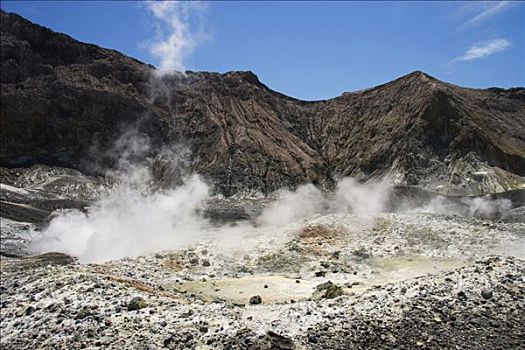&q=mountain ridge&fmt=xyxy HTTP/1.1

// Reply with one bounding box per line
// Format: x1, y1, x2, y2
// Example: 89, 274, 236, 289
1, 10, 524, 195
